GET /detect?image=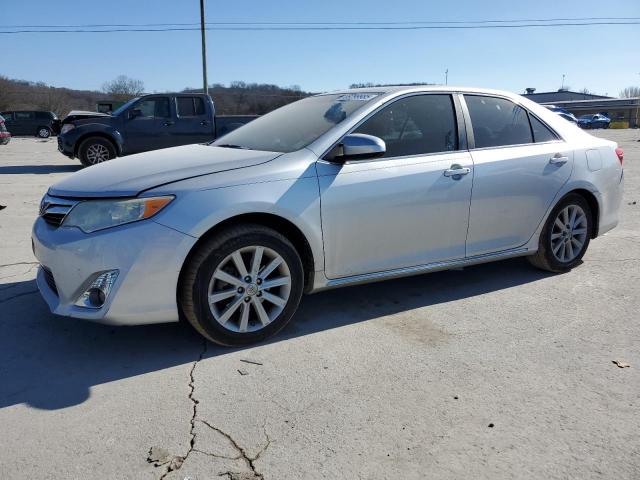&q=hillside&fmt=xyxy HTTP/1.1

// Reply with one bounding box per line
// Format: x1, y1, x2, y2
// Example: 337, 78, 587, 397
0, 76, 312, 117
